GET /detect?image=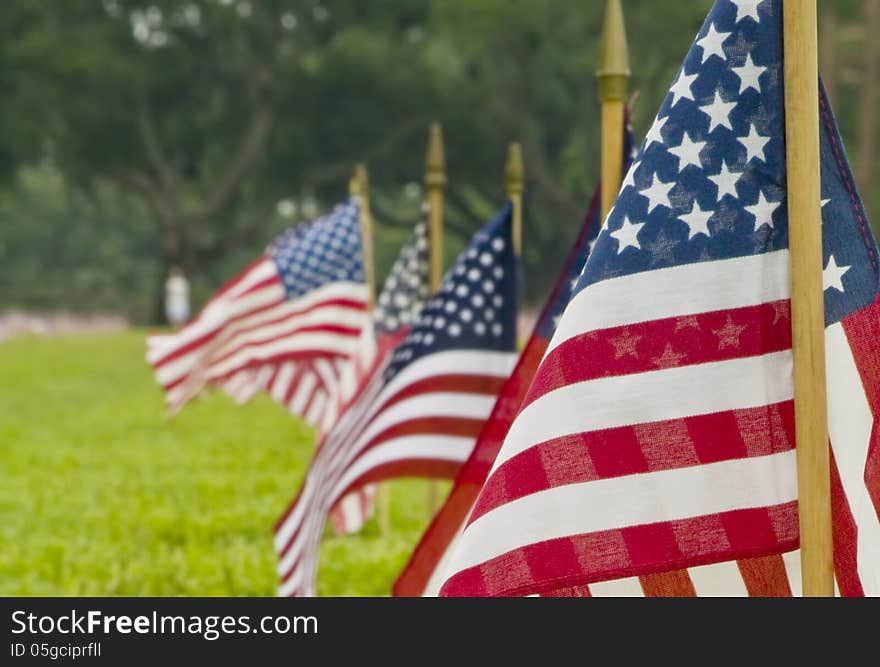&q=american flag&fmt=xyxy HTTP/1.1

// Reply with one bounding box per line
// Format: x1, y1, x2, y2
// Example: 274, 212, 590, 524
146, 199, 369, 425
325, 216, 432, 534
439, 0, 880, 597
393, 126, 636, 597
274, 205, 519, 596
